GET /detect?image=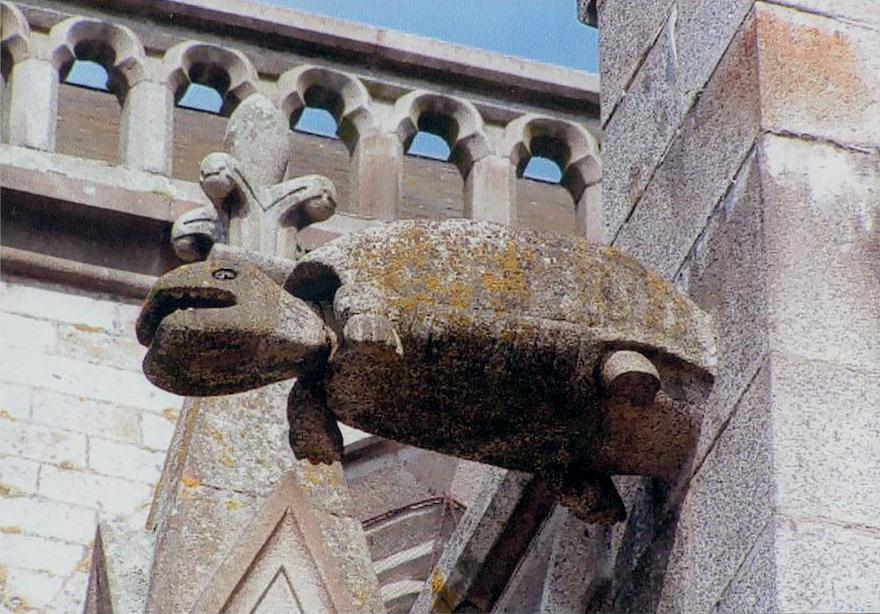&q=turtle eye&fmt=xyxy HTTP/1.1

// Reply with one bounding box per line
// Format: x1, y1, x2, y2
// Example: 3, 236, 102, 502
212, 267, 238, 281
